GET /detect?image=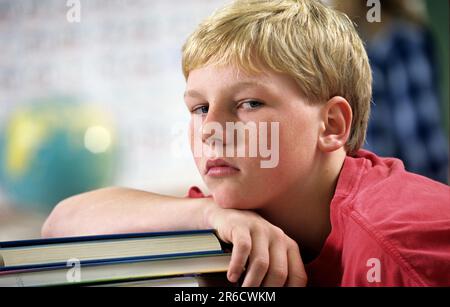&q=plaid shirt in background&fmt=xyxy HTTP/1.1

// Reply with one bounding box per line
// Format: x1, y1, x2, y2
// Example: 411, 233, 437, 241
364, 20, 449, 184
